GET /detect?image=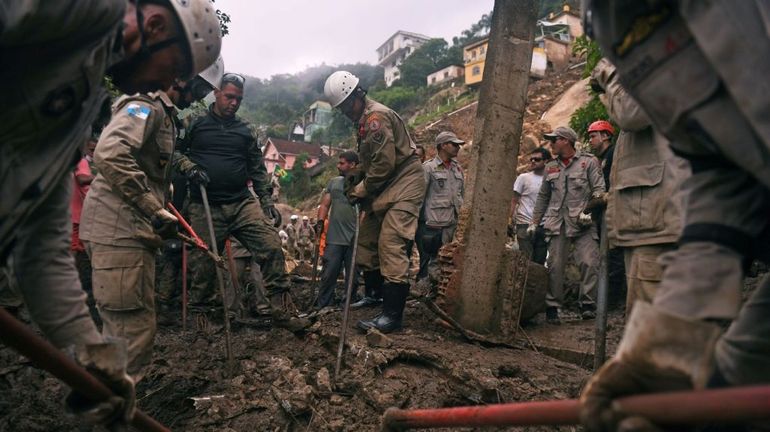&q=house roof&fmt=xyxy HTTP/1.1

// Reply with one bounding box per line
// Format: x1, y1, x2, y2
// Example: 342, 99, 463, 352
428, 64, 464, 76
377, 30, 432, 52
463, 37, 489, 51
266, 138, 324, 158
